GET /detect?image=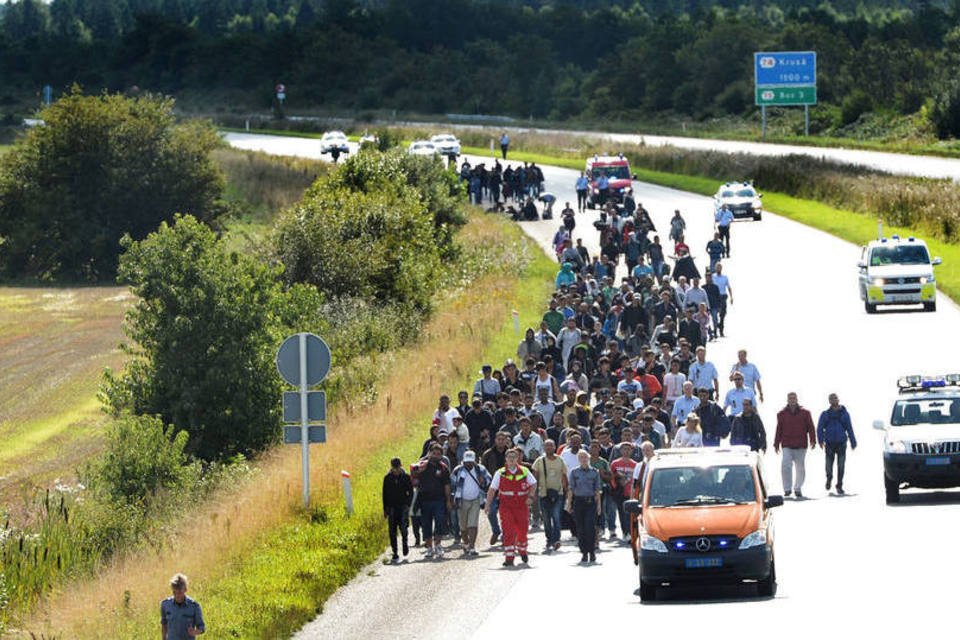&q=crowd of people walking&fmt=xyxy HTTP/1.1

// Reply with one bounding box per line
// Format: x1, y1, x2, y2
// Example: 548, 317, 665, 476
382, 160, 857, 568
